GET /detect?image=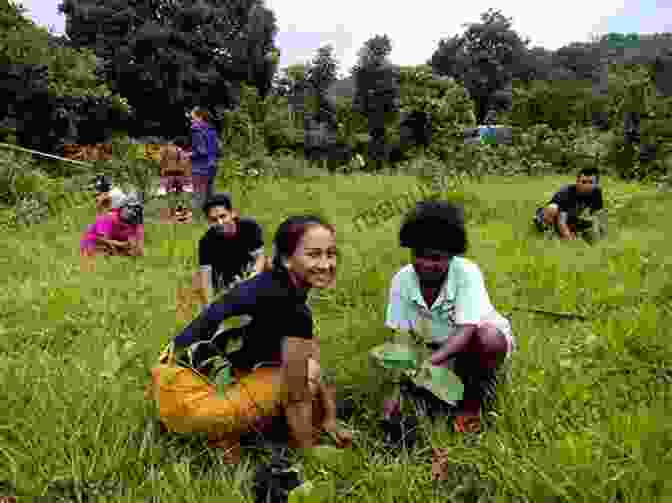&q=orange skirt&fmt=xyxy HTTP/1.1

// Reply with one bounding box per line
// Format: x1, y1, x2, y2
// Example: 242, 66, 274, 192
147, 363, 287, 437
